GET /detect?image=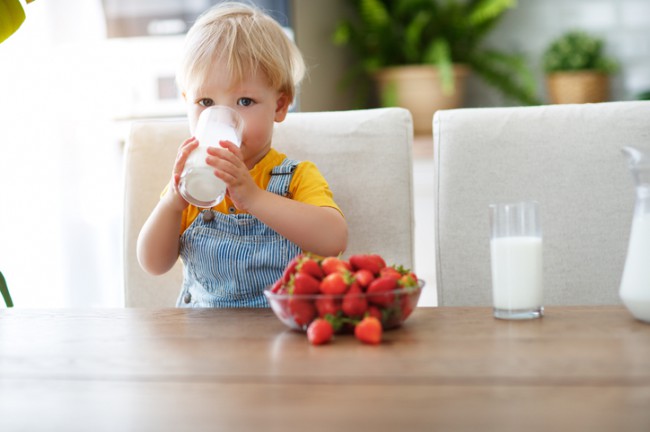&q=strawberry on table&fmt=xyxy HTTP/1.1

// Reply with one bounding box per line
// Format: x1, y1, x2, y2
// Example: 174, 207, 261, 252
307, 318, 334, 345
354, 316, 383, 345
